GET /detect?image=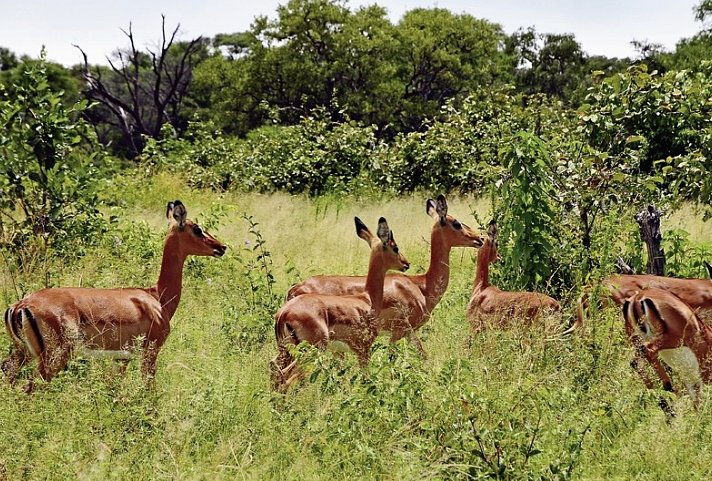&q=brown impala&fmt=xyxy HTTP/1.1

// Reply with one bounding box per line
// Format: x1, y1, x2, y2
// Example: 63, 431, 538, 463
623, 288, 712, 414
287, 195, 483, 355
466, 221, 560, 332
565, 274, 712, 335
2, 200, 226, 389
272, 217, 410, 392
